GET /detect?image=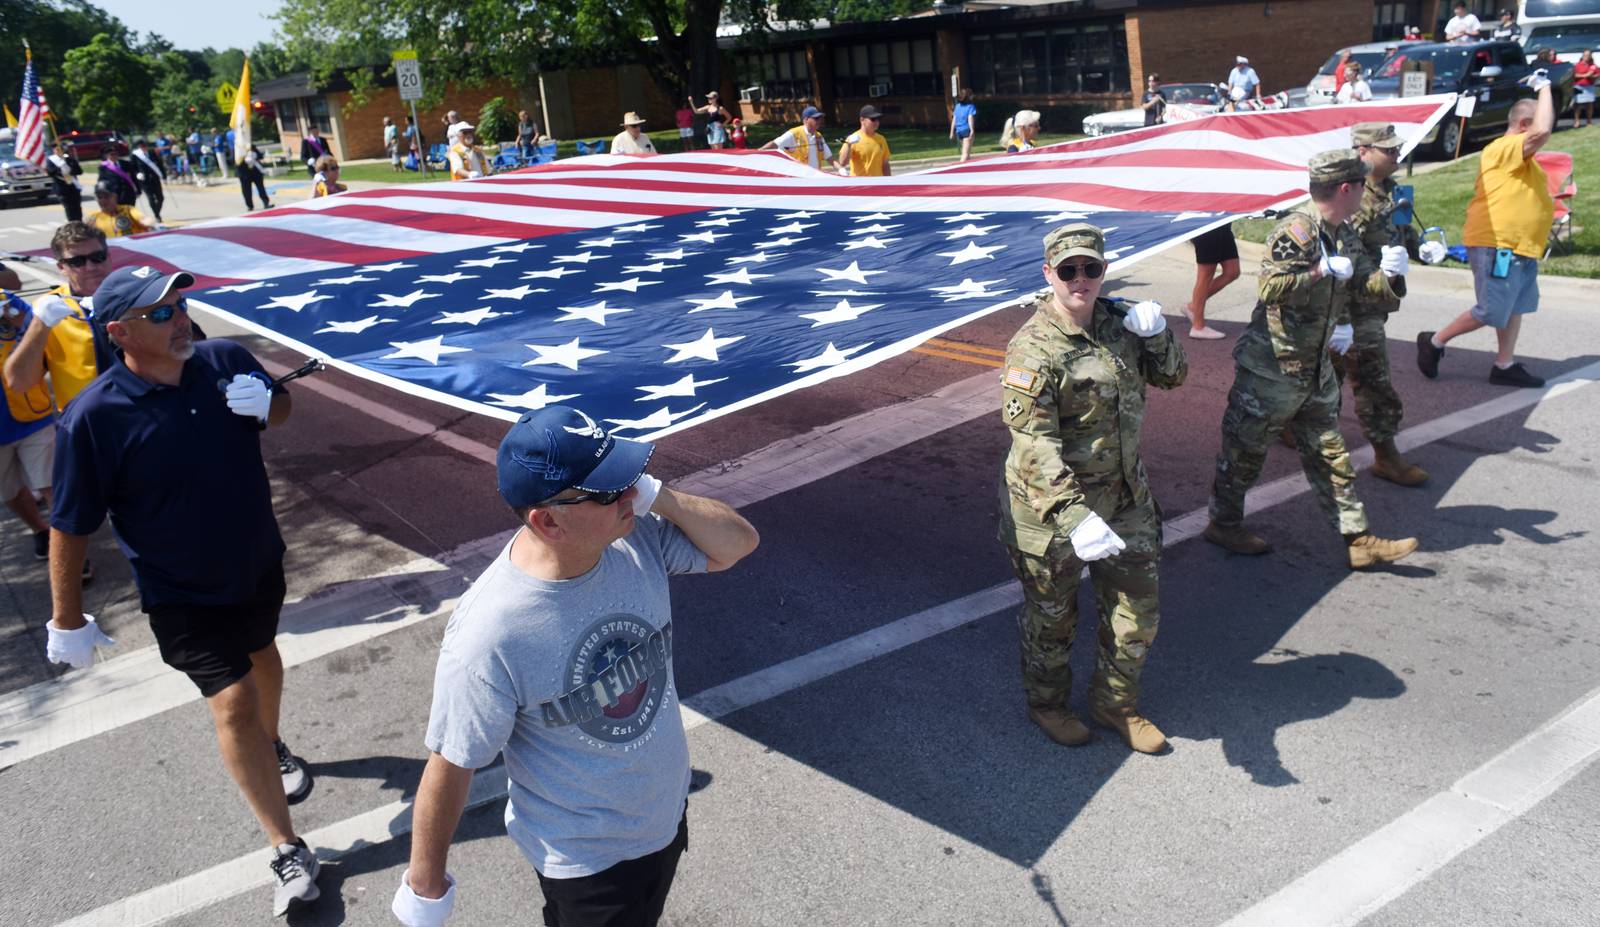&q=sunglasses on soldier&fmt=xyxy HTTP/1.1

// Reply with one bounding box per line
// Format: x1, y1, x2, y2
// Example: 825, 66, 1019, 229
1053, 261, 1105, 281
